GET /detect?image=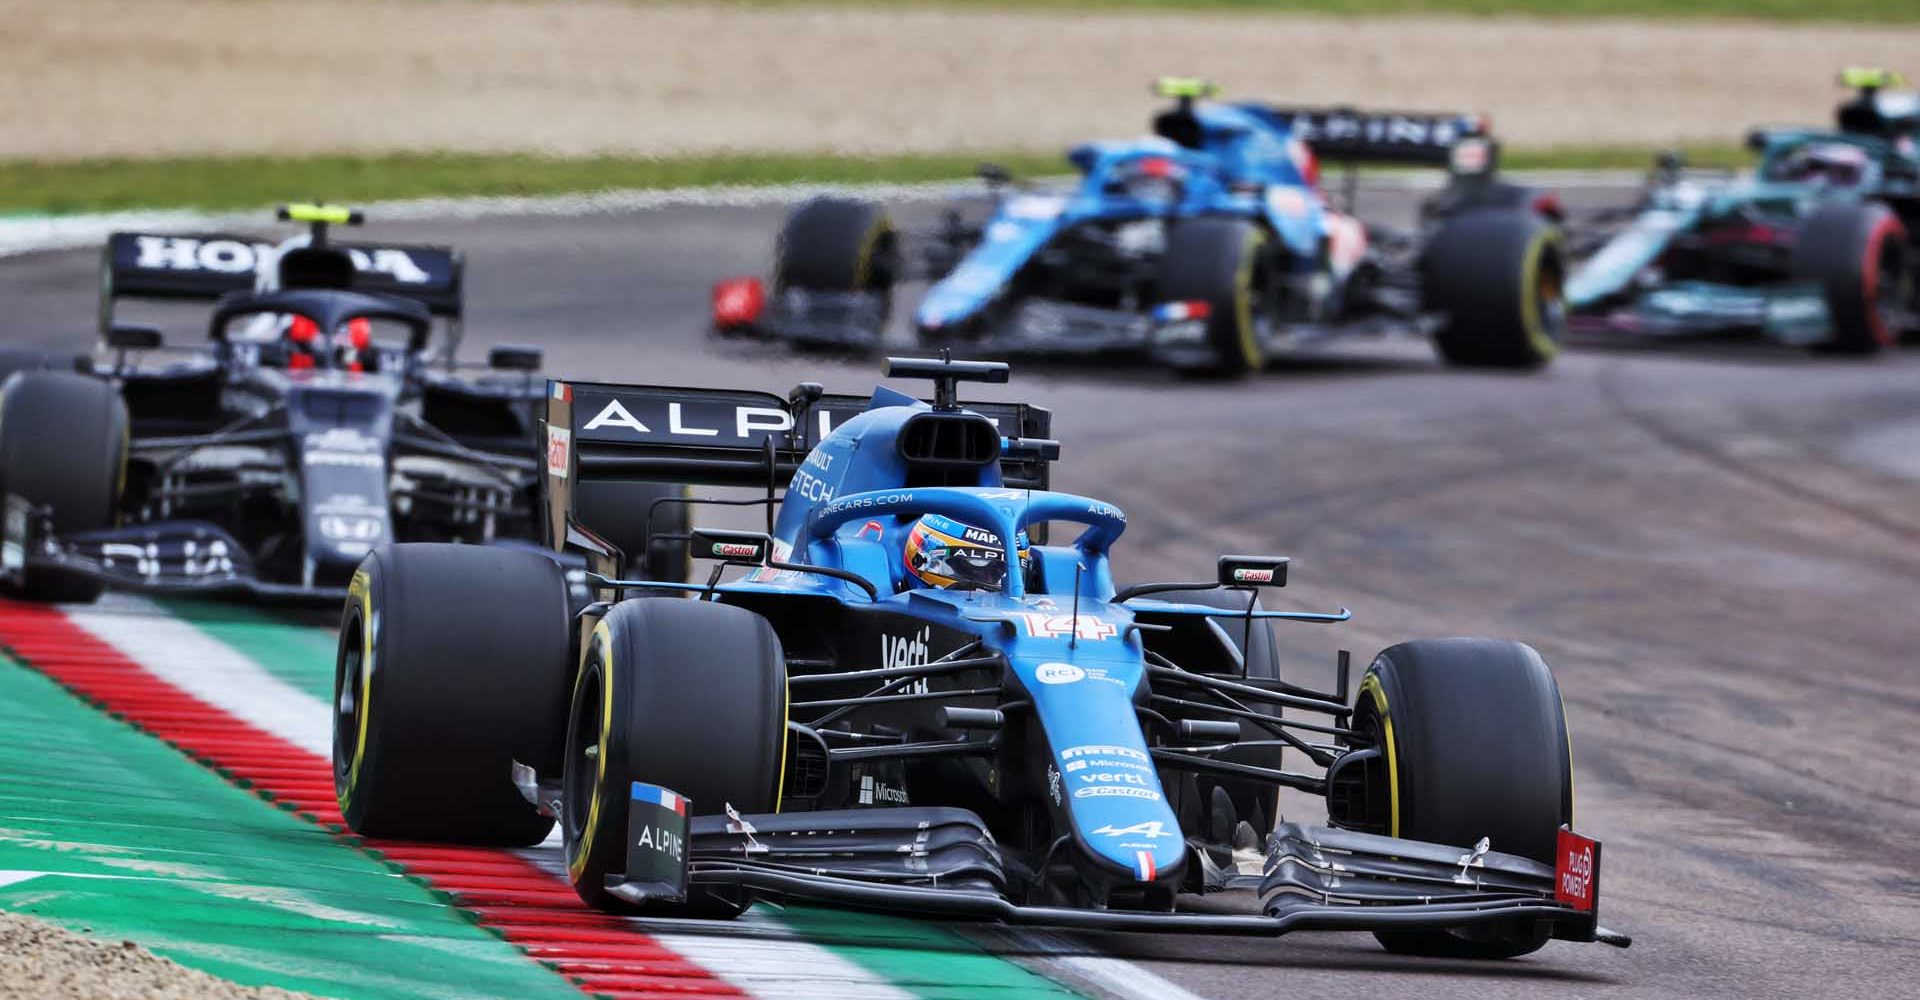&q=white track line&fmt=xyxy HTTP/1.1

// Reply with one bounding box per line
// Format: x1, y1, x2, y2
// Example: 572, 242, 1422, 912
1007, 929, 1218, 1000
65, 594, 331, 756
0, 168, 1640, 258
